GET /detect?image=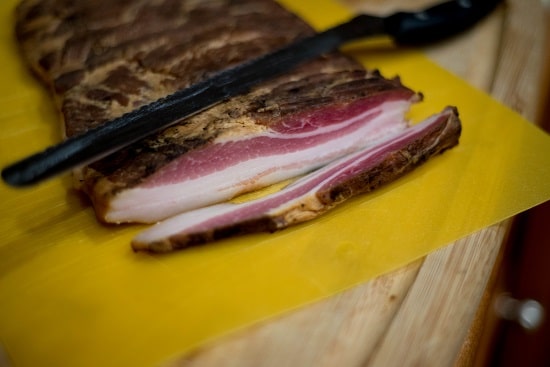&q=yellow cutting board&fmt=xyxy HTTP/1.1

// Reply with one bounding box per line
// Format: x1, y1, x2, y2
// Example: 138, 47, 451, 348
1, 0, 550, 366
